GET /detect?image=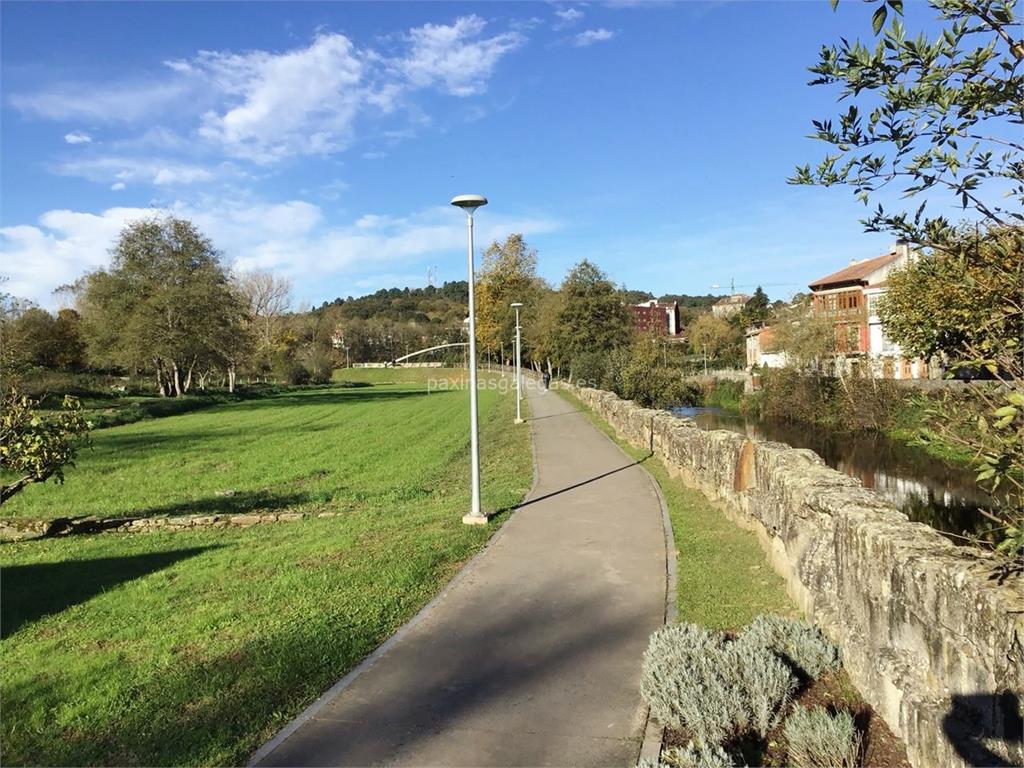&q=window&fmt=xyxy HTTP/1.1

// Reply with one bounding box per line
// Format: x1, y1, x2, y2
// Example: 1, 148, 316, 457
867, 294, 880, 316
